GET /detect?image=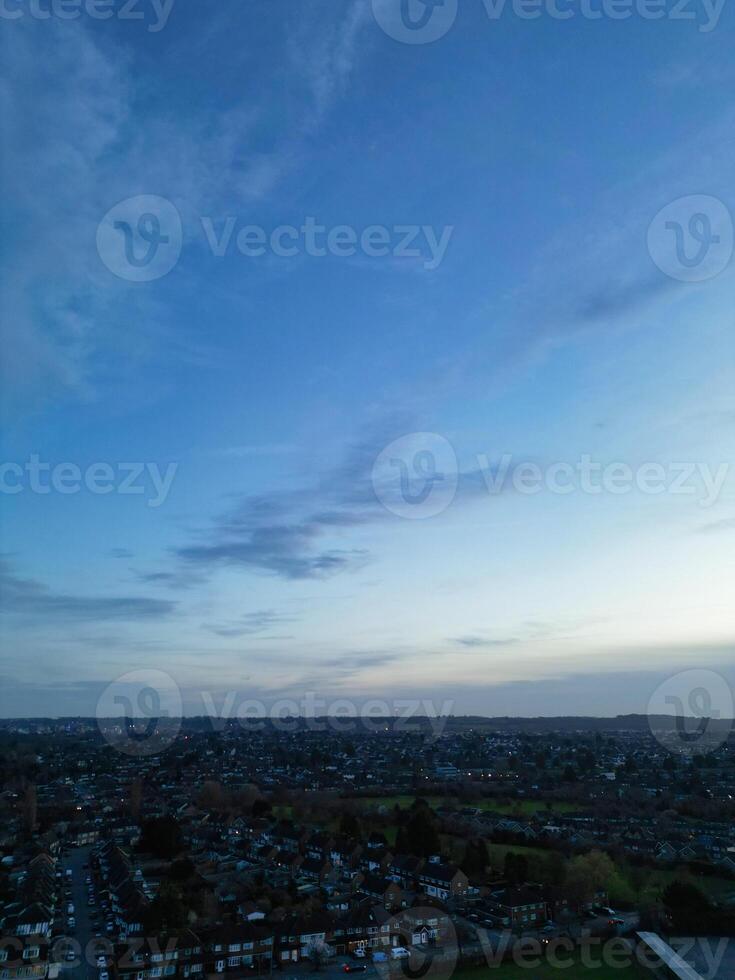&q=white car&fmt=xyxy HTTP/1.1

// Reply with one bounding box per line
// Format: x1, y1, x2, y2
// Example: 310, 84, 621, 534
100, 971, 109, 980
67, 917, 76, 929
390, 948, 409, 960
65, 951, 76, 963
66, 903, 74, 914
